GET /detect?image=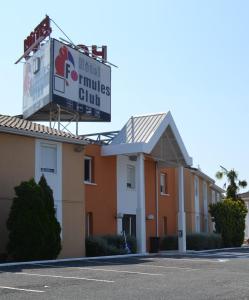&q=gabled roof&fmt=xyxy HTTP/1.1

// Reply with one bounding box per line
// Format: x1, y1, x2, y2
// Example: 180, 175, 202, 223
238, 191, 249, 200
102, 111, 192, 166
0, 114, 86, 145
